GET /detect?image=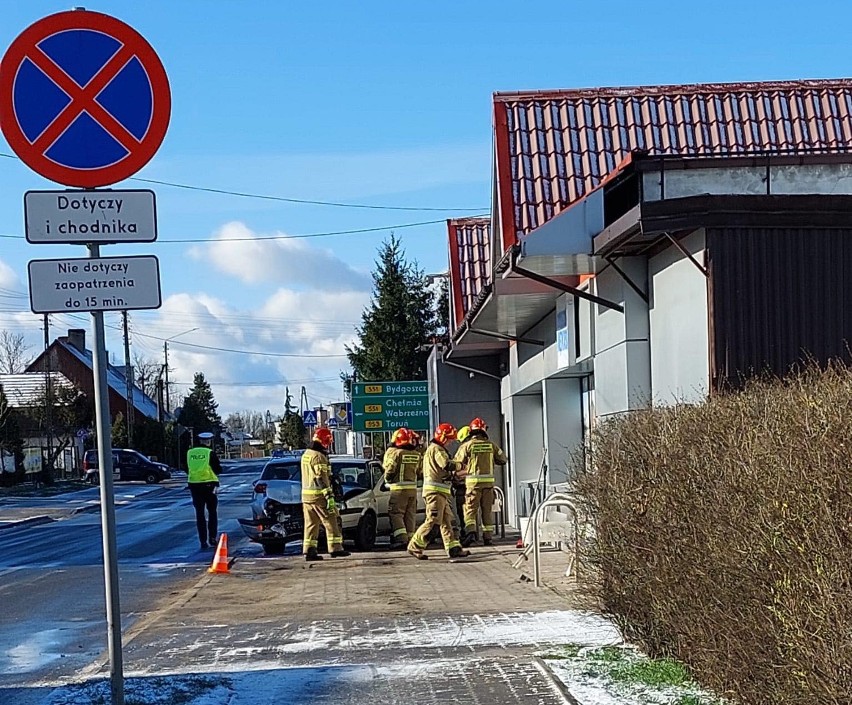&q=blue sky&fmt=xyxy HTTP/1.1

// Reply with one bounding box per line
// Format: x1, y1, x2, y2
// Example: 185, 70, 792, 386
0, 0, 848, 415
